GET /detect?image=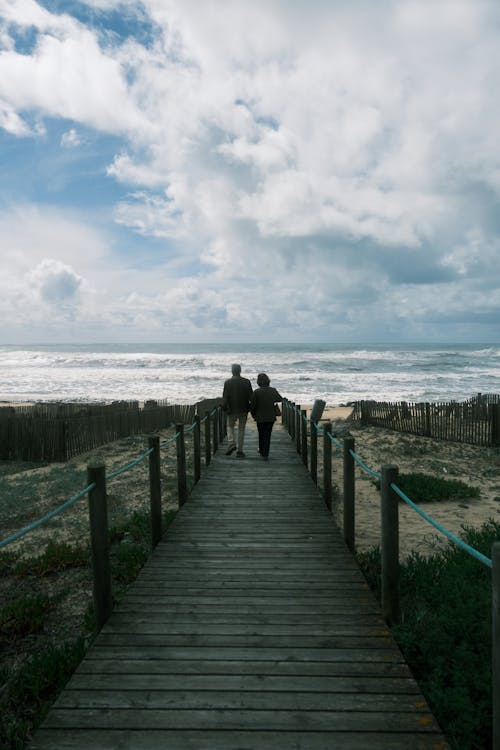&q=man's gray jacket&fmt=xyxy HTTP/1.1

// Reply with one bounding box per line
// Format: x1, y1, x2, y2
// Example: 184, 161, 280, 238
222, 375, 253, 415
